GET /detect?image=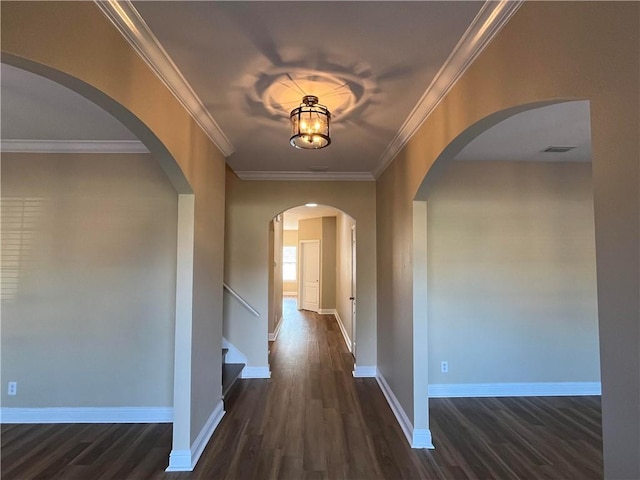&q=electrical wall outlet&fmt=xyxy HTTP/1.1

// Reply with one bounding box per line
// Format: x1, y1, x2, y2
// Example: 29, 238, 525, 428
440, 361, 449, 374
7, 381, 17, 396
